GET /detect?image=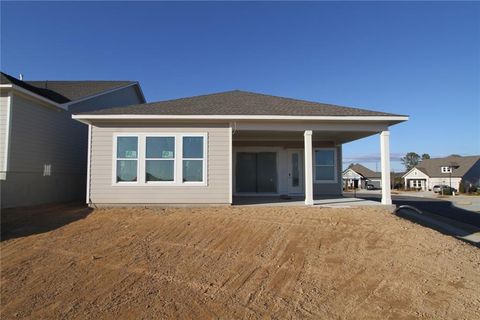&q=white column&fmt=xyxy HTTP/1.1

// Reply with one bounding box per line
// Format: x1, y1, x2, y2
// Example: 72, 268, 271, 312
380, 131, 392, 205
304, 130, 314, 205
